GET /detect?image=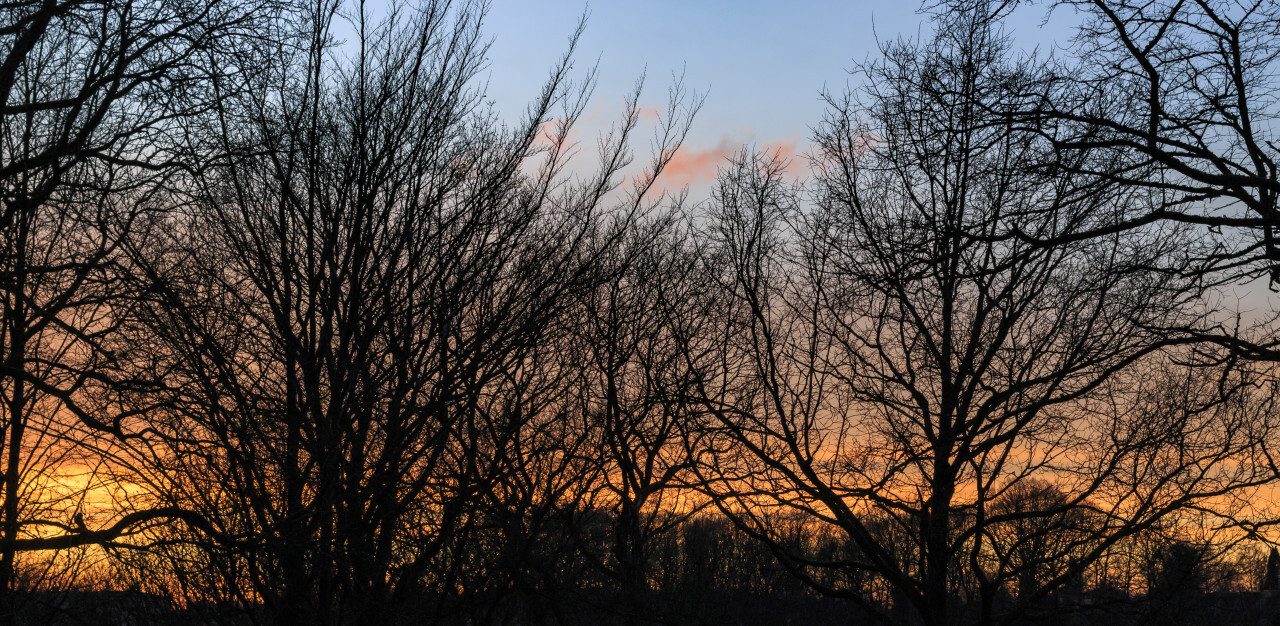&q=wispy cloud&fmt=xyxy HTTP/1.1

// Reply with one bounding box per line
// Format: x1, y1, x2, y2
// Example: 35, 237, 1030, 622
662, 131, 801, 187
